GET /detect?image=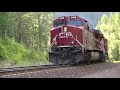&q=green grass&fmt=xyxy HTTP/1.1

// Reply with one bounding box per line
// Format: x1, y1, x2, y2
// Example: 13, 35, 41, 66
113, 60, 120, 63
0, 59, 50, 68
